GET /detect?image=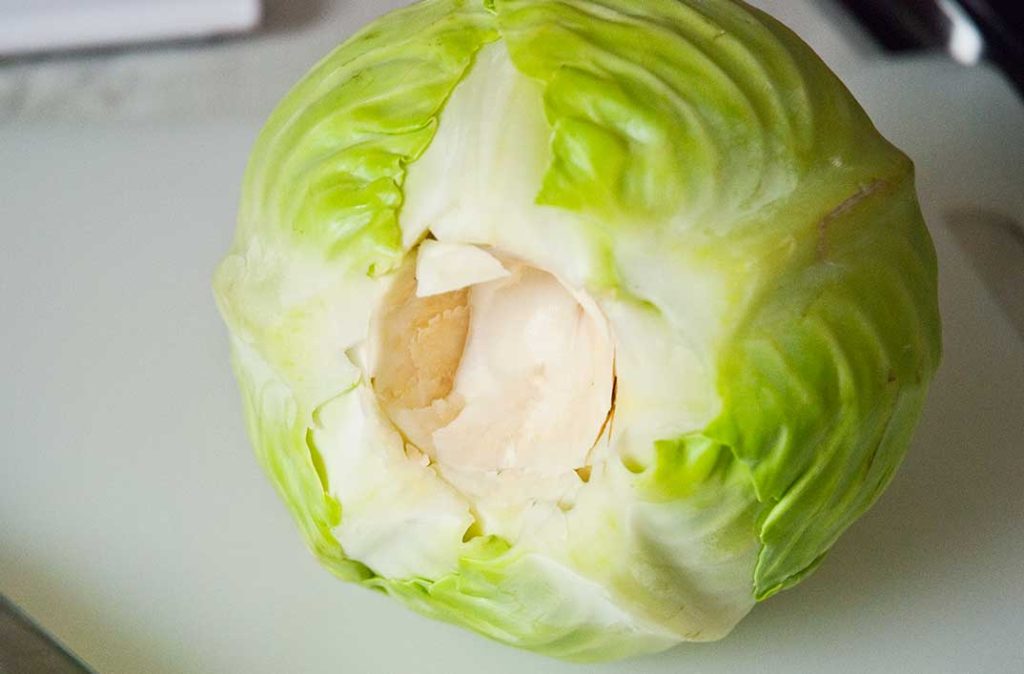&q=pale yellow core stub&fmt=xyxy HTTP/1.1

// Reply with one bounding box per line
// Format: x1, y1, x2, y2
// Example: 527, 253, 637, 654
371, 242, 615, 478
